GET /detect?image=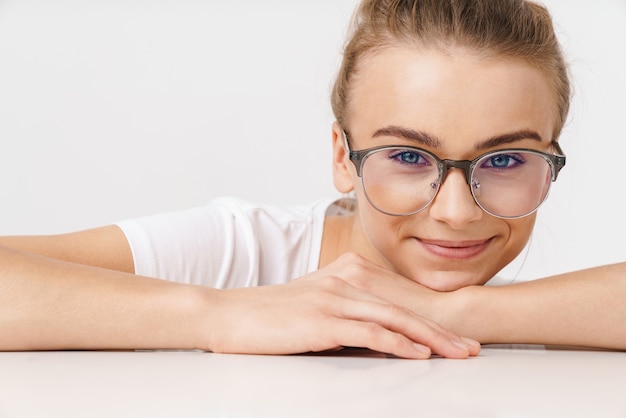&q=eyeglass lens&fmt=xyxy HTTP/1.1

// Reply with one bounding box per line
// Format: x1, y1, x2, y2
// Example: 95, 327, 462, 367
360, 148, 553, 218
